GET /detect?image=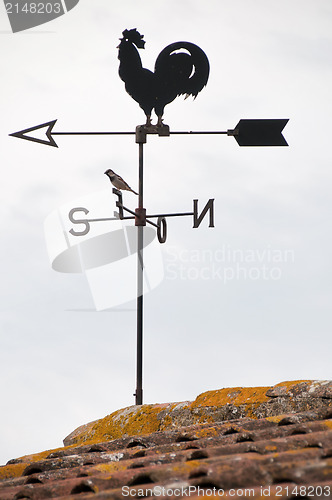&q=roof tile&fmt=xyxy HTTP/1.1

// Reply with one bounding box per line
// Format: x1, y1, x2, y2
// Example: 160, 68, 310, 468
1, 381, 331, 499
